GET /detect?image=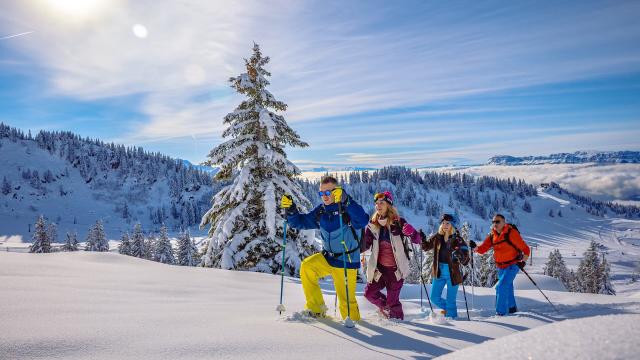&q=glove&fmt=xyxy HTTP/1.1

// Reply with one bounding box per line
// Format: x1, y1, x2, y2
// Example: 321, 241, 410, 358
469, 240, 477, 249
451, 249, 462, 263
332, 186, 347, 204
522, 254, 529, 263
402, 223, 416, 236
517, 261, 526, 270
280, 194, 293, 209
